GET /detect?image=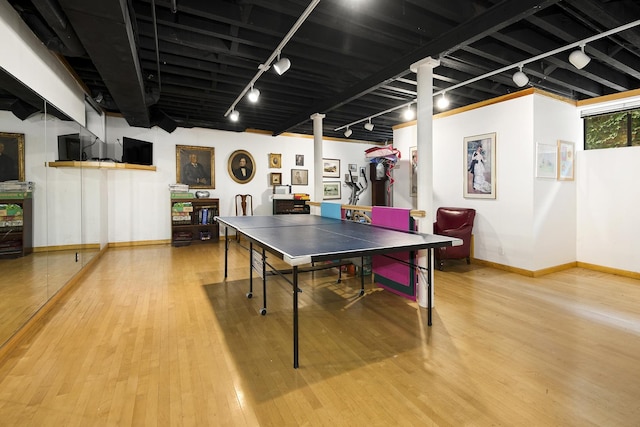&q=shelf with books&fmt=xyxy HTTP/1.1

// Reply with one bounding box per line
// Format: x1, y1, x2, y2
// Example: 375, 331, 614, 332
0, 195, 33, 258
170, 198, 219, 246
